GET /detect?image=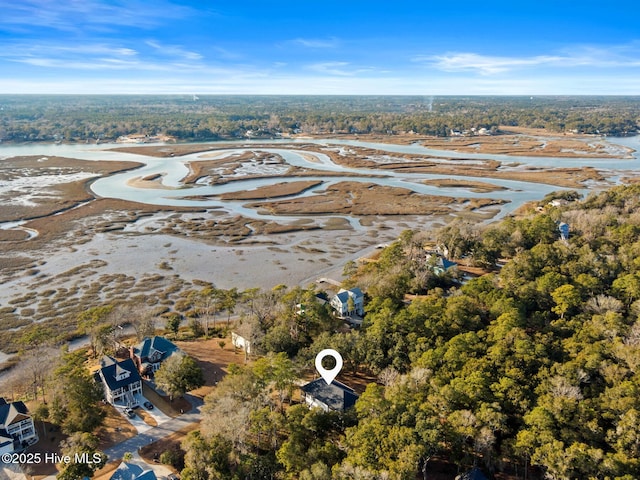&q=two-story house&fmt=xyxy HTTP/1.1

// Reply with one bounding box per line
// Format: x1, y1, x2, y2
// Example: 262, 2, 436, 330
0, 397, 38, 454
97, 356, 143, 408
130, 336, 181, 377
330, 288, 364, 318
